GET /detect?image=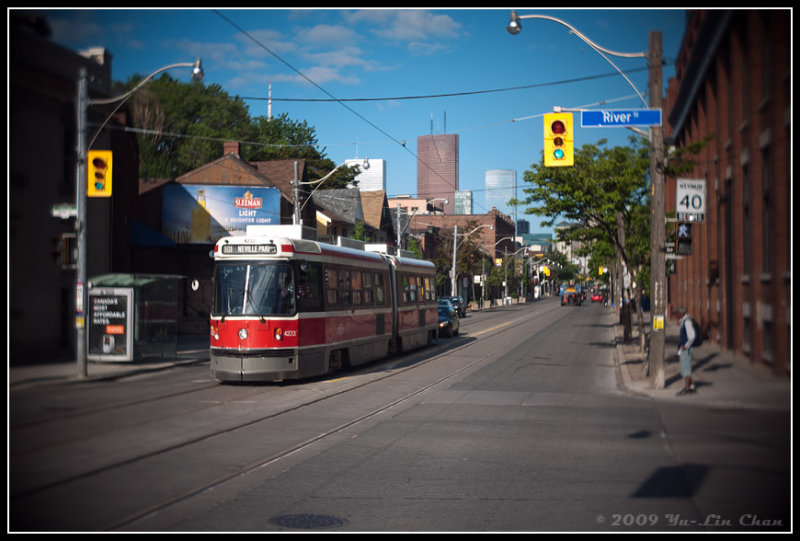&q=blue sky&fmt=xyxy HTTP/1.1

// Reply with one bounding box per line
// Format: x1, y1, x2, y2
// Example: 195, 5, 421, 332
33, 8, 687, 233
